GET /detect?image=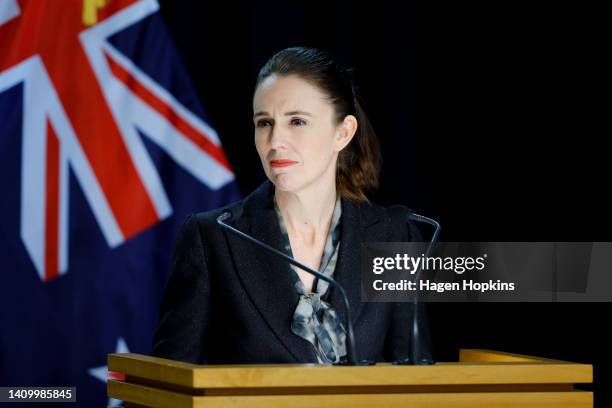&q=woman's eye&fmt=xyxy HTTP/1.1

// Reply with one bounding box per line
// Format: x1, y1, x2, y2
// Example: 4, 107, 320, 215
256, 120, 271, 128
291, 118, 306, 126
